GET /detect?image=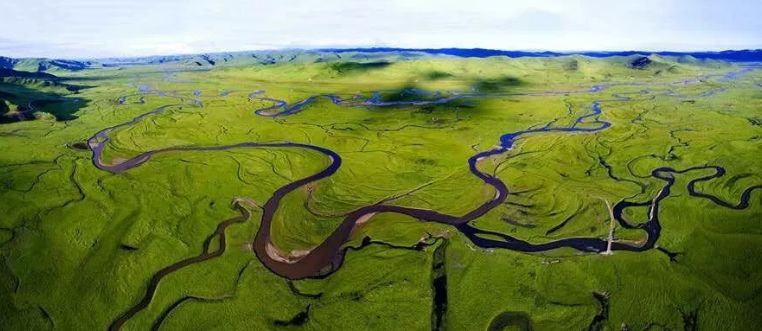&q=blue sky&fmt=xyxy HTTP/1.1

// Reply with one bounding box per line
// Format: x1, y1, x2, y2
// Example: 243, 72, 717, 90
1, 0, 760, 58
